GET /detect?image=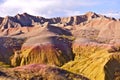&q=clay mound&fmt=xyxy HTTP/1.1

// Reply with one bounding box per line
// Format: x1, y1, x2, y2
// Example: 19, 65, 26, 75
11, 25, 74, 67
72, 16, 120, 43
0, 64, 89, 80
62, 40, 120, 80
